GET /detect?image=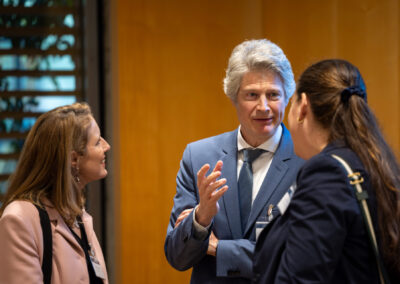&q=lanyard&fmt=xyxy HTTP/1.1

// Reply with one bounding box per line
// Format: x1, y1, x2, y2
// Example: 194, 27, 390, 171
69, 217, 103, 284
